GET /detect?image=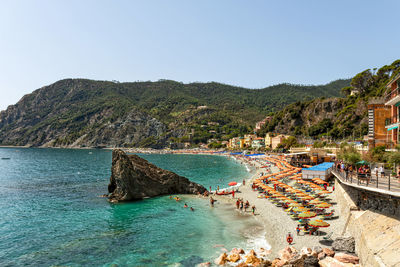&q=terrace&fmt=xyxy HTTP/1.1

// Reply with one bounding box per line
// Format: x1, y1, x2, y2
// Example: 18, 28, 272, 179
331, 167, 400, 197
